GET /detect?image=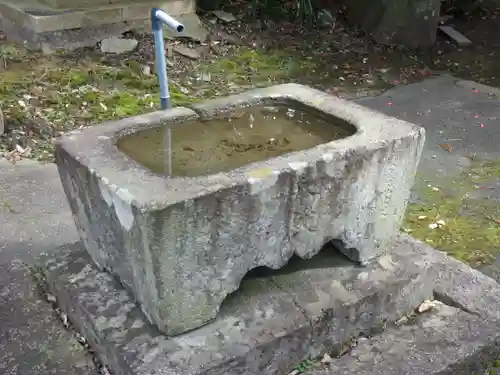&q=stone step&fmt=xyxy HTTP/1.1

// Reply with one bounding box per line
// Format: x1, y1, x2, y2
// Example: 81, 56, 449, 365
39, 234, 500, 375
42, 236, 438, 375
308, 302, 500, 375
0, 0, 194, 34
0, 0, 202, 52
